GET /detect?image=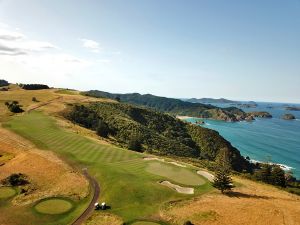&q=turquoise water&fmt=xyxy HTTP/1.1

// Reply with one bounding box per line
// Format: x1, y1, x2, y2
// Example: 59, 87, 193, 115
186, 102, 300, 179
